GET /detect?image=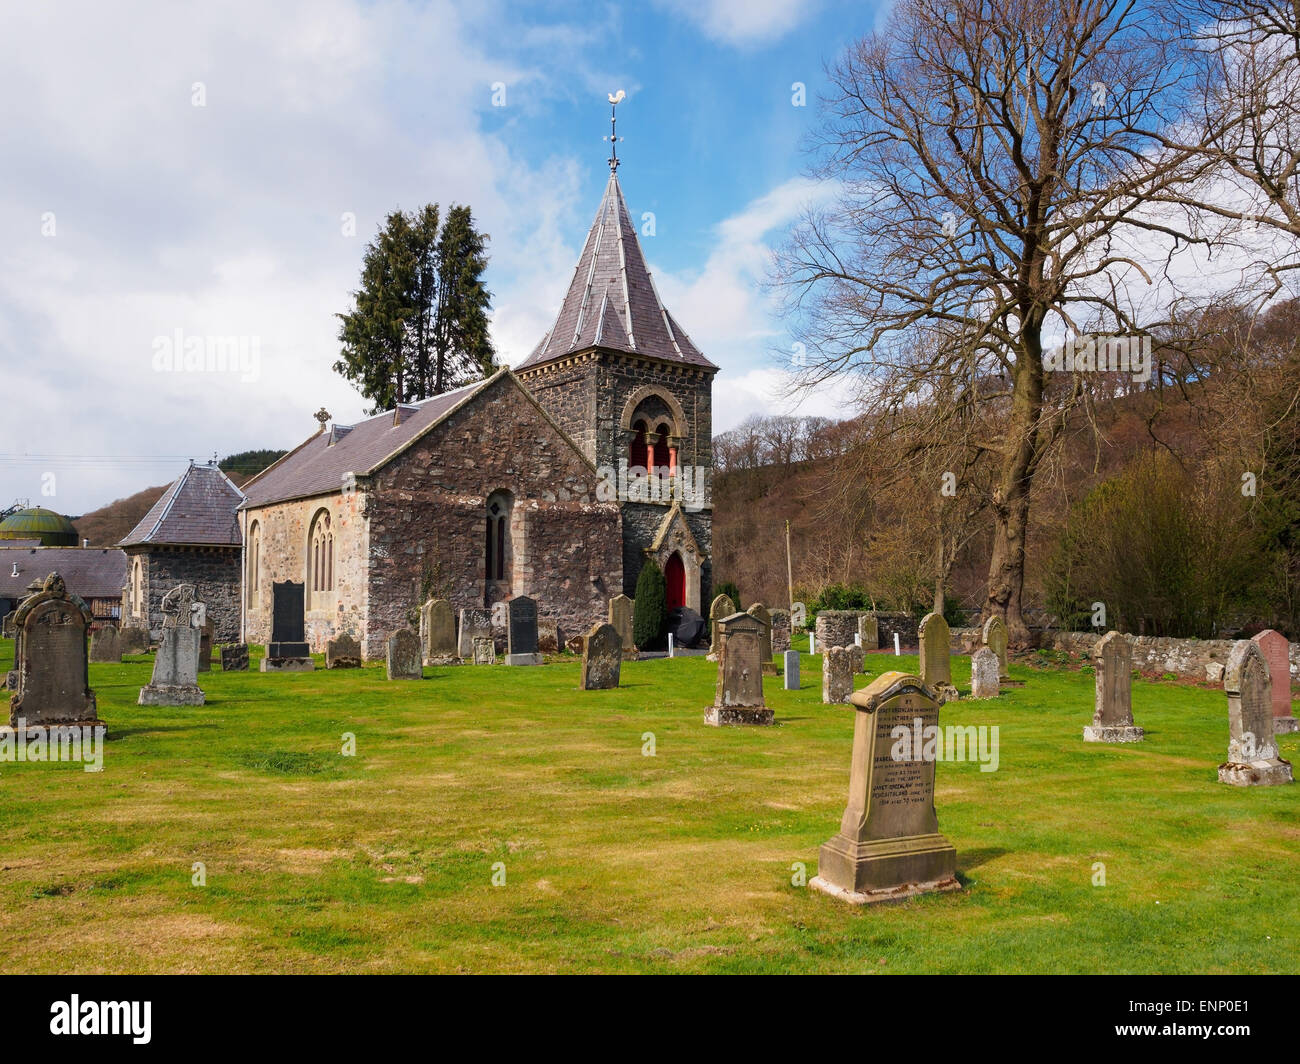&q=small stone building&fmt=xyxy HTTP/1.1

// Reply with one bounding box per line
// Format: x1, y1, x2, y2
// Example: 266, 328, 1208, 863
118, 462, 244, 641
